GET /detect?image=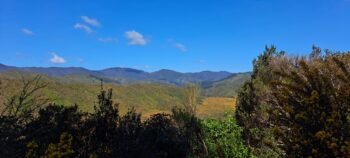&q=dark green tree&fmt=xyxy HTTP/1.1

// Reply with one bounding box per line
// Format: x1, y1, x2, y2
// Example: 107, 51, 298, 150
80, 88, 120, 157
235, 46, 283, 157
24, 105, 83, 156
